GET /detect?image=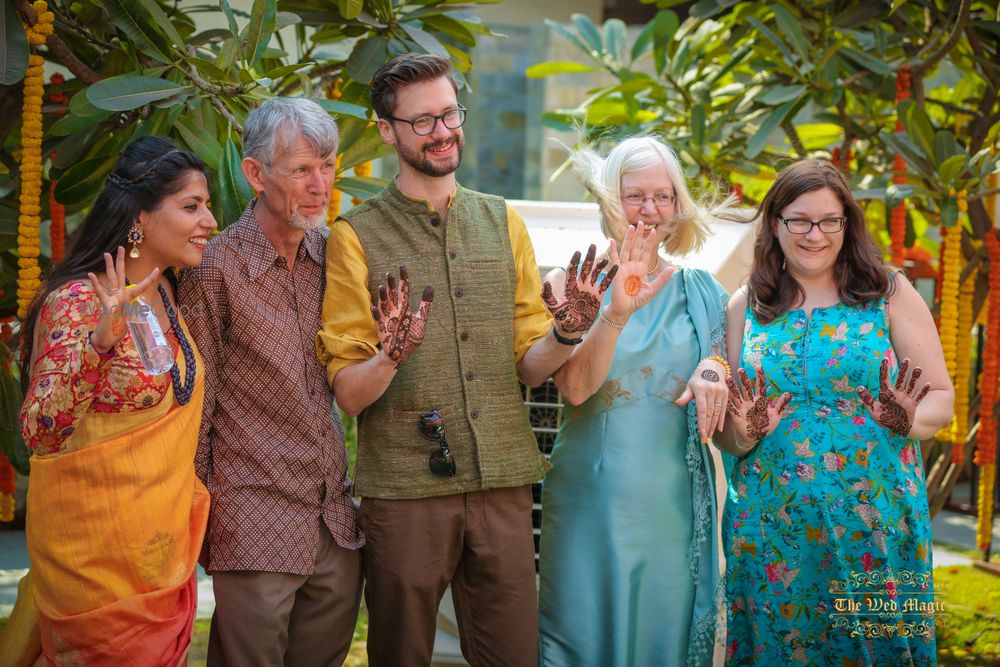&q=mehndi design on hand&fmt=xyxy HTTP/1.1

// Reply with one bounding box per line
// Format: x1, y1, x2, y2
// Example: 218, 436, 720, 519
371, 266, 434, 368
856, 357, 931, 437
700, 369, 720, 382
541, 244, 617, 333
726, 365, 792, 445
